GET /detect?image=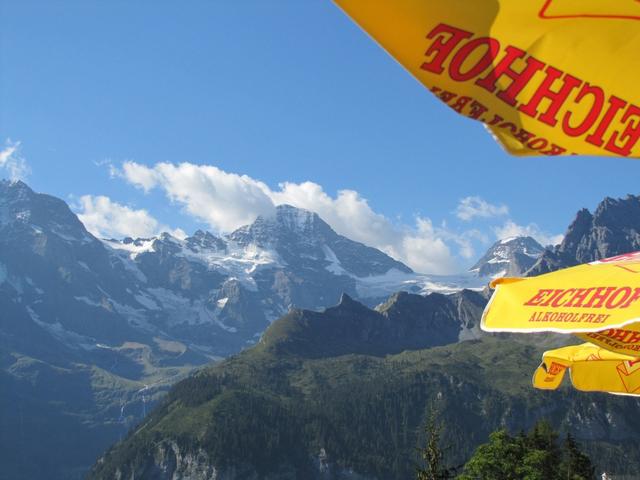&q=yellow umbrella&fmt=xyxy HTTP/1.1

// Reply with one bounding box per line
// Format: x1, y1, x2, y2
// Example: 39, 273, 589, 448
334, 0, 640, 157
533, 342, 640, 396
482, 251, 640, 357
